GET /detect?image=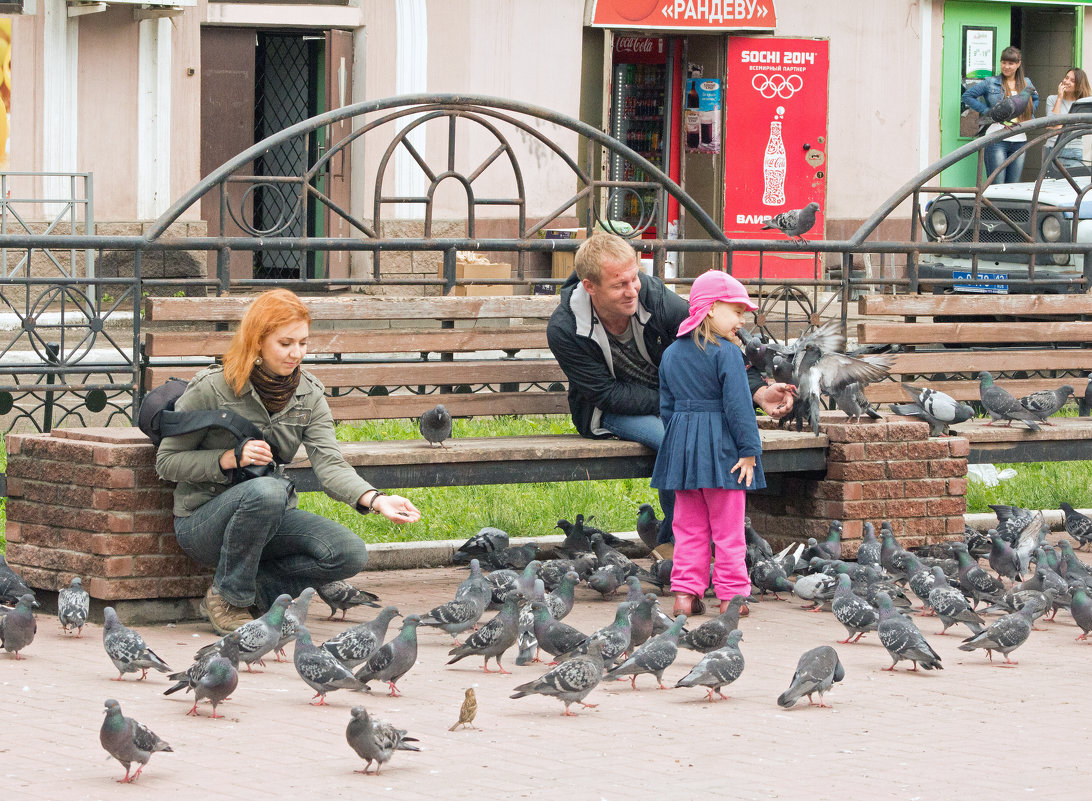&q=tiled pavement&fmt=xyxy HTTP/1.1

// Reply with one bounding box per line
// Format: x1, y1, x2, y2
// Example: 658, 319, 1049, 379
2, 555, 1090, 801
